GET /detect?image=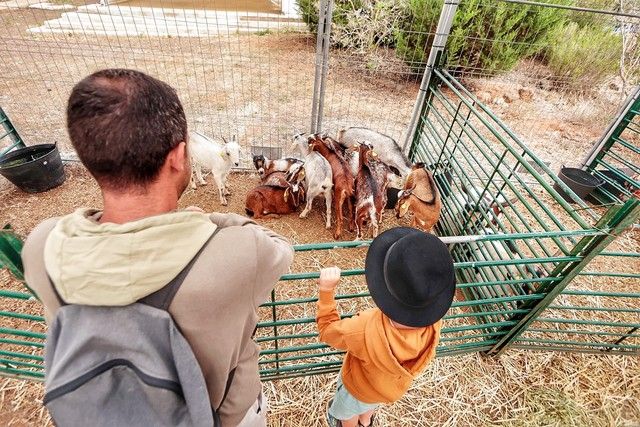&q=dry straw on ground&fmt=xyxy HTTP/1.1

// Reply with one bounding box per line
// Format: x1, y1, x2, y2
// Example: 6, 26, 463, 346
1, 166, 639, 426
